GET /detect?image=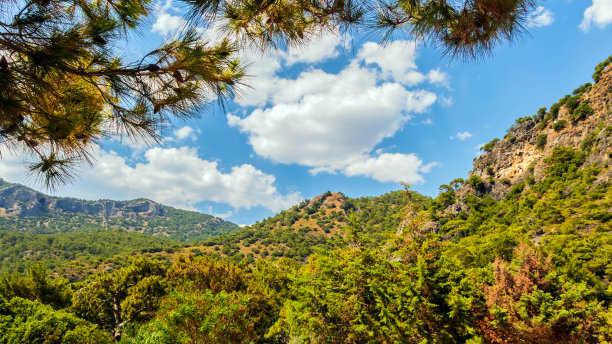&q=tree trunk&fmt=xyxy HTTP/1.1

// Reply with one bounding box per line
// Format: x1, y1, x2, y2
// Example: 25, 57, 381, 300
112, 293, 122, 341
